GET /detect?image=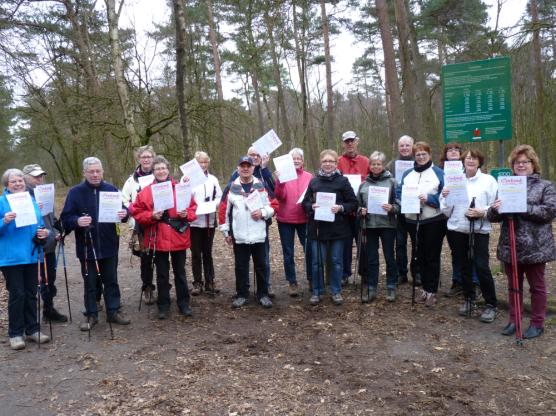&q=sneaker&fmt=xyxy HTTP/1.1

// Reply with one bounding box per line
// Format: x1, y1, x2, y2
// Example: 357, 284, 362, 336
398, 275, 408, 285
446, 282, 463, 297
191, 283, 202, 296
288, 283, 299, 297
232, 297, 247, 309
332, 293, 343, 306
26, 331, 50, 344
425, 292, 437, 307
267, 285, 276, 299
179, 305, 193, 317
347, 275, 355, 285
143, 287, 155, 305
386, 289, 396, 302
416, 289, 428, 304
458, 300, 476, 316
310, 295, 320, 306
259, 296, 273, 308
205, 281, 220, 295
479, 305, 497, 323
523, 325, 544, 339
158, 310, 169, 320
501, 322, 516, 336
107, 312, 130, 325
43, 307, 68, 323
80, 316, 98, 331
9, 336, 25, 350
